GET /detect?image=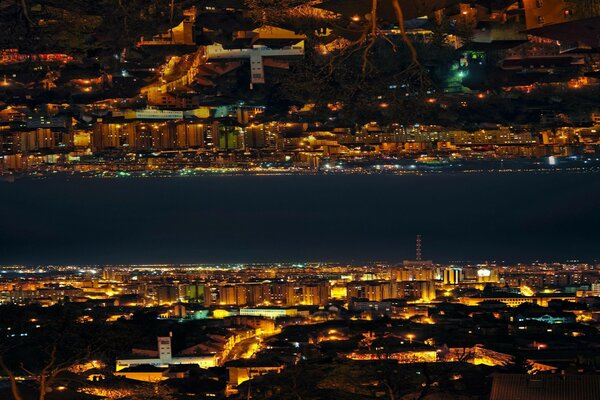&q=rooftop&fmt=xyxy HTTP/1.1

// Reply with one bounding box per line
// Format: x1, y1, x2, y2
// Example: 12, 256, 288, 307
490, 373, 600, 400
